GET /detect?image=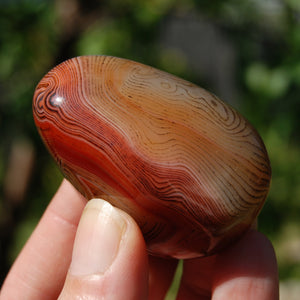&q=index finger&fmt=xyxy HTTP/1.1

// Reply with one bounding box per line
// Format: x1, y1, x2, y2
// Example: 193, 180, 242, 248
1, 179, 87, 300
